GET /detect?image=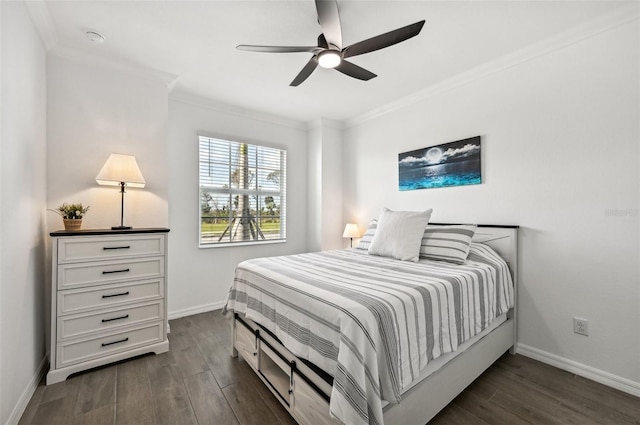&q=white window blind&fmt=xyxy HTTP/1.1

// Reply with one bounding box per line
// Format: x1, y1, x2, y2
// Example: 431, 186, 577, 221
199, 136, 286, 246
